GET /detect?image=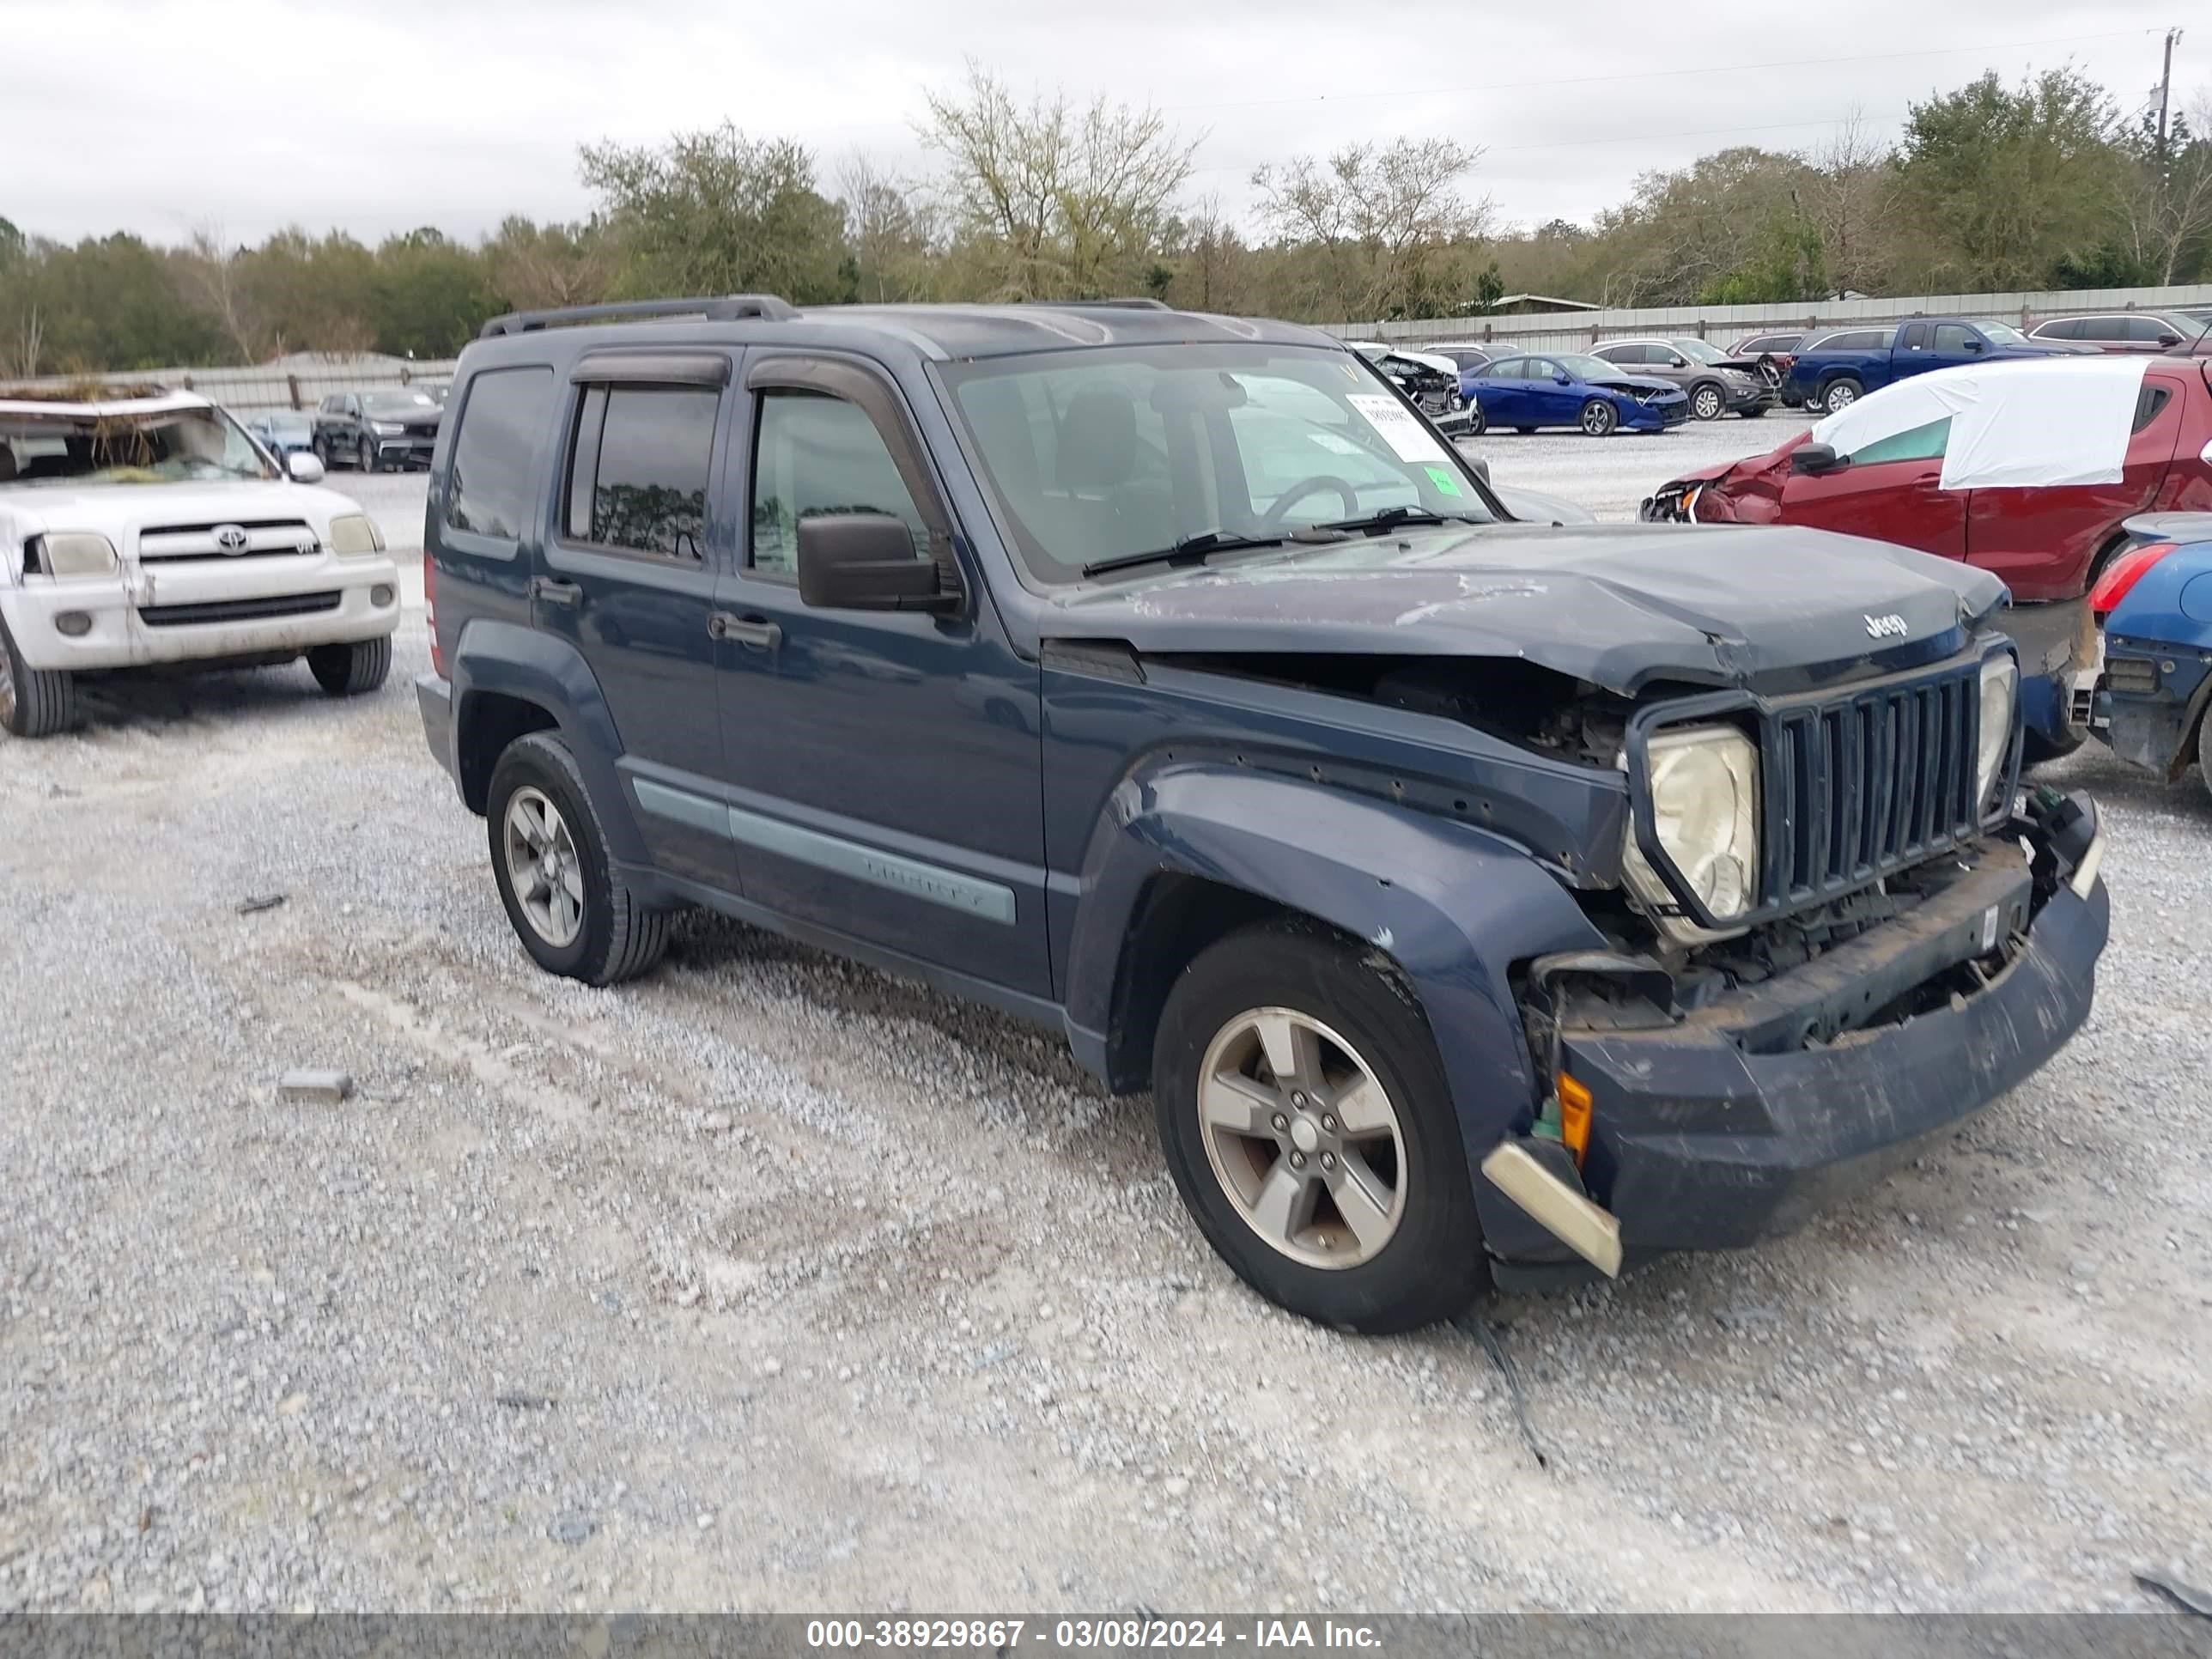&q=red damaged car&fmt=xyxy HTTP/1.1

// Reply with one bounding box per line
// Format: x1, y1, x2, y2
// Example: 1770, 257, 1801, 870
1642, 355, 2212, 753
